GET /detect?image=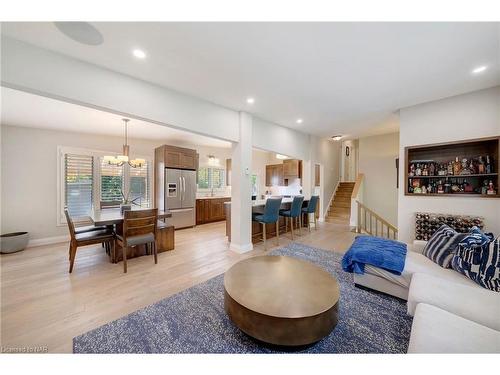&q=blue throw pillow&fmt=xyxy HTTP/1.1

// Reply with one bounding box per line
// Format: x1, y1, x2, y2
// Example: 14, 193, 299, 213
451, 227, 498, 292
422, 224, 467, 268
